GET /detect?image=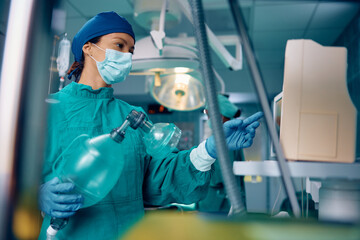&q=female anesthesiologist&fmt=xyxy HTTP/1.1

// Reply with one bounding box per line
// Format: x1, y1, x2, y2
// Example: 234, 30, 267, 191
38, 11, 263, 240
